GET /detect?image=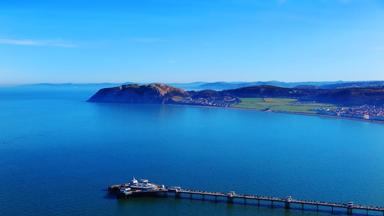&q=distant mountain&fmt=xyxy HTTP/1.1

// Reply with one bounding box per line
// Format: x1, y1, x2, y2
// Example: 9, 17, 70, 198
169, 81, 348, 90
319, 81, 384, 89
20, 83, 120, 88
1, 83, 121, 90
168, 82, 207, 90
6, 81, 384, 91
195, 81, 384, 90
